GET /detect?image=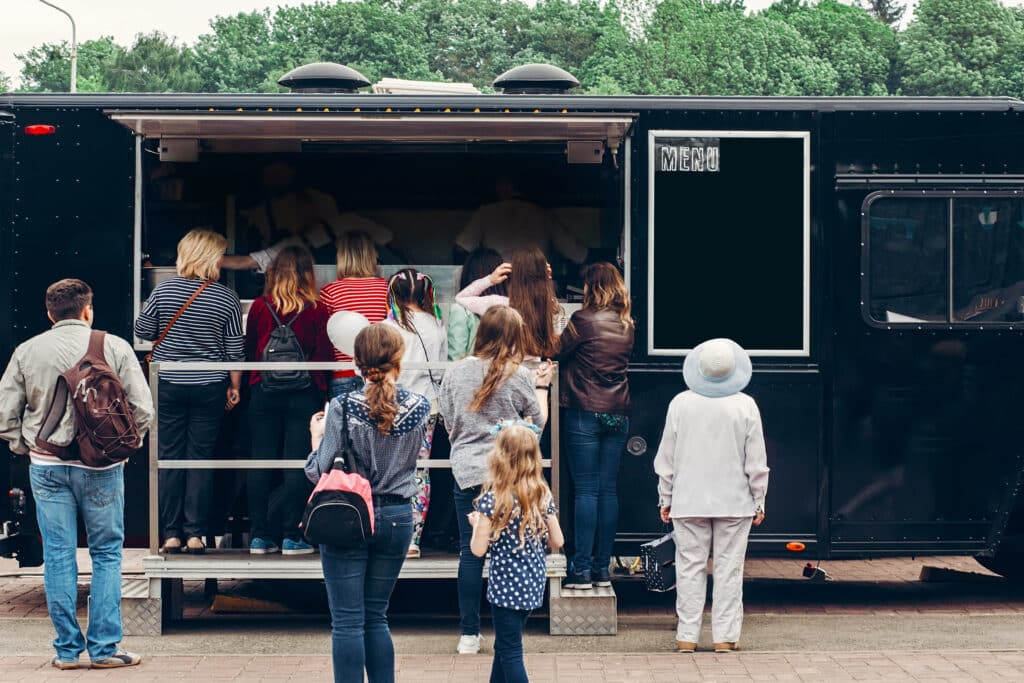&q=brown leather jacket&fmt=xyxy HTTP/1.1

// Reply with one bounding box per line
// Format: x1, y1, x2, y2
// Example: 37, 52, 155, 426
557, 308, 634, 414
